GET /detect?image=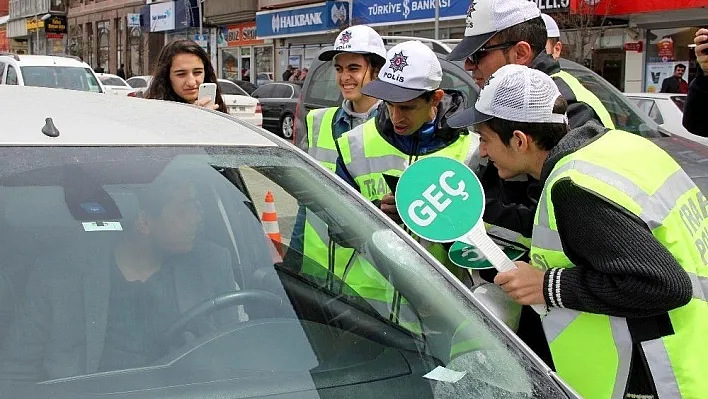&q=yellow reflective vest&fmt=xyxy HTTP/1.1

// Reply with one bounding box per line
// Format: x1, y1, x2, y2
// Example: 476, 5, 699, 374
530, 129, 708, 399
